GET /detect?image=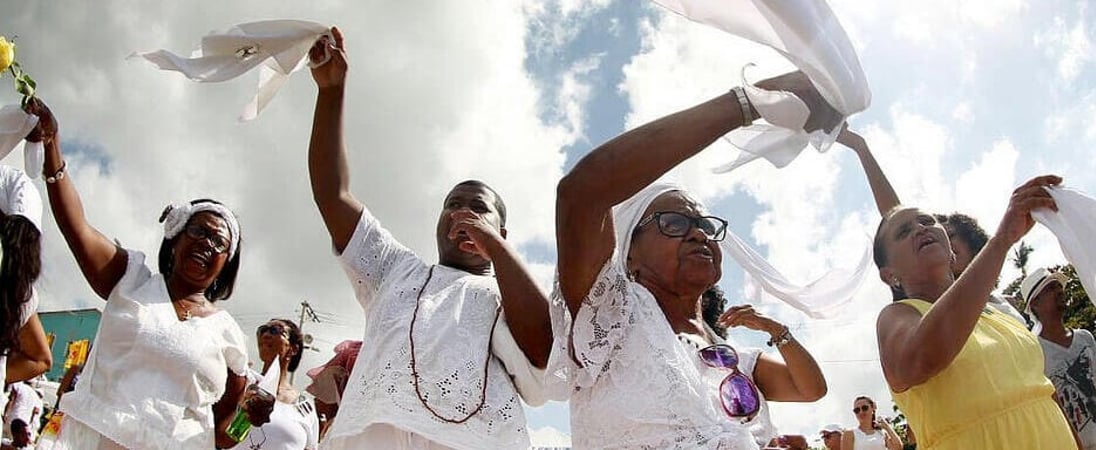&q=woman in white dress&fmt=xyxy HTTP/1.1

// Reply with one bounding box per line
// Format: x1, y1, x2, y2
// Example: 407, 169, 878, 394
28, 100, 271, 449
840, 396, 901, 450
232, 319, 320, 450
0, 163, 52, 408
552, 72, 834, 448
